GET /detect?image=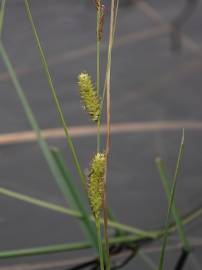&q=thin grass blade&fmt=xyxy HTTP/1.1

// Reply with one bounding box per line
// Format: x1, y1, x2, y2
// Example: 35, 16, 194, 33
0, 186, 81, 218
0, 186, 159, 238
23, 0, 86, 191
0, 234, 146, 260
158, 129, 185, 270
50, 147, 97, 248
0, 0, 6, 38
0, 42, 97, 248
139, 251, 158, 270
156, 157, 190, 251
